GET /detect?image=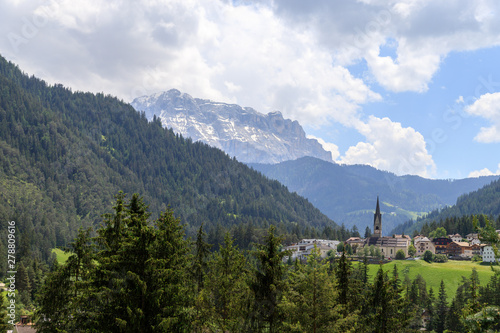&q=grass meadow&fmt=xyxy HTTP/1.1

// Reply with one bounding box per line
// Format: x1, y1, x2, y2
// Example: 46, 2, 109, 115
365, 259, 498, 301
51, 248, 72, 265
